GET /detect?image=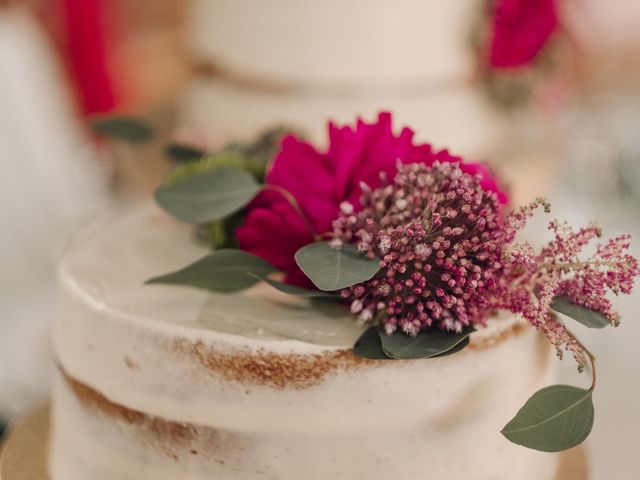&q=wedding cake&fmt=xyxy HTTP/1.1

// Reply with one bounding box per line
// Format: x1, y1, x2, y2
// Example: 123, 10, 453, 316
180, 0, 506, 157
46, 2, 639, 469
50, 204, 559, 480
